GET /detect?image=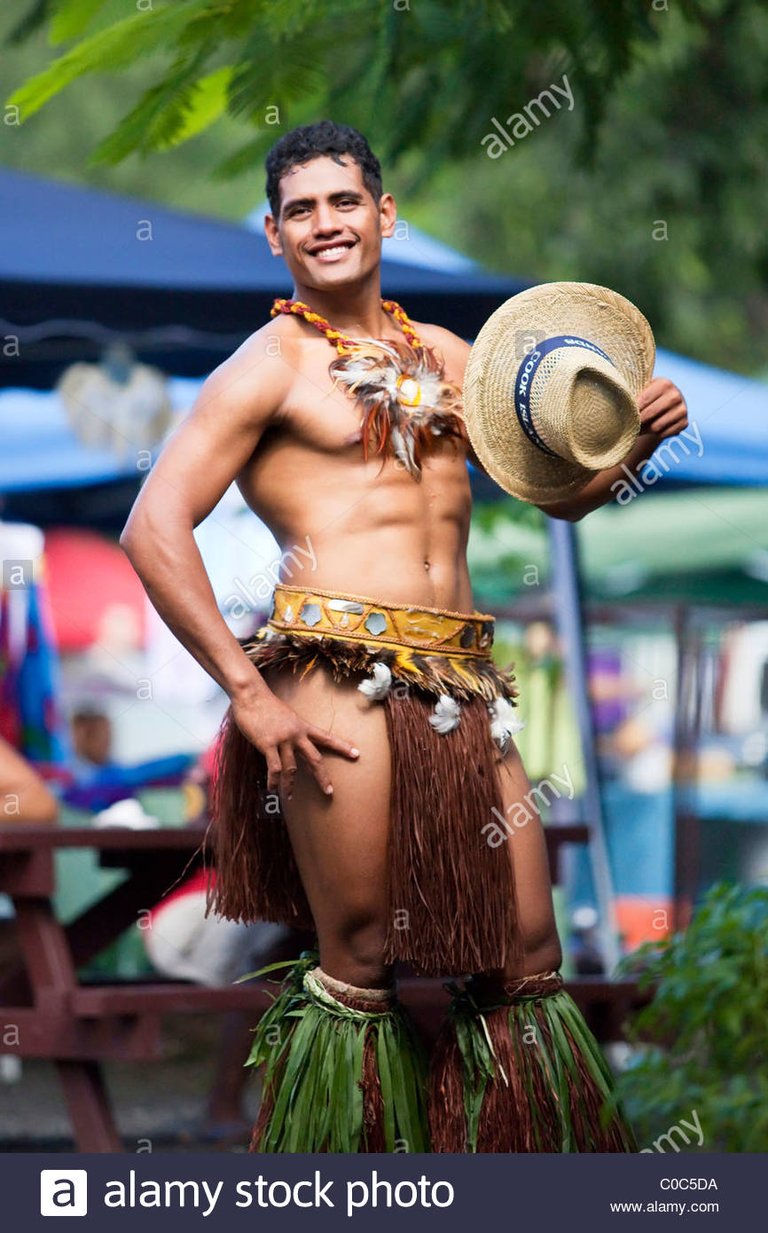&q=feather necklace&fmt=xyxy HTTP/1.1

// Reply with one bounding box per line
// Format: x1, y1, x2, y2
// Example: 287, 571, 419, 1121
270, 297, 468, 479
